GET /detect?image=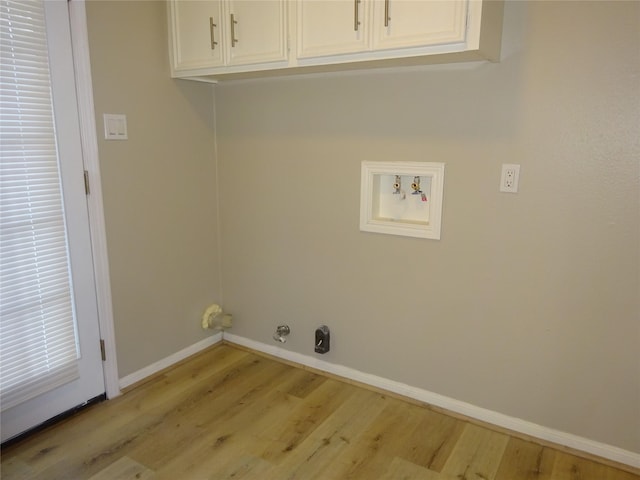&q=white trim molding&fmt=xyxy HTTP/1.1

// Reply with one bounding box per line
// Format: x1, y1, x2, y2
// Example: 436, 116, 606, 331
69, 0, 120, 398
68, 0, 120, 399
223, 333, 640, 470
119, 334, 223, 390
